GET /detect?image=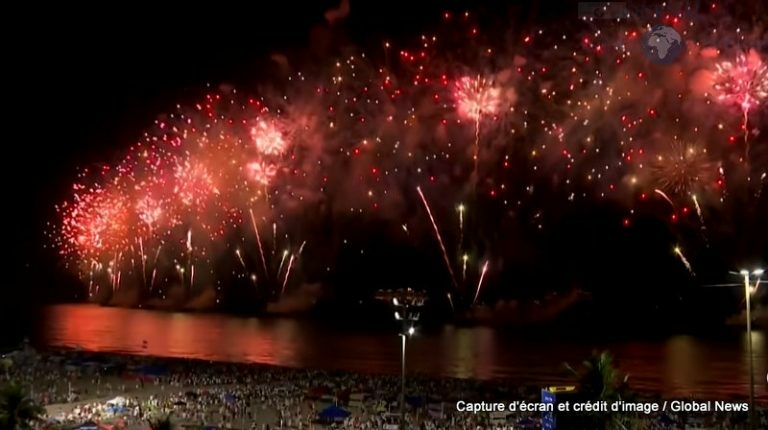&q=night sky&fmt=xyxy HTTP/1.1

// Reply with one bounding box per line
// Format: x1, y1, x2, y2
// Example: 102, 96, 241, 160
11, 0, 494, 292
8, 1, 767, 335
